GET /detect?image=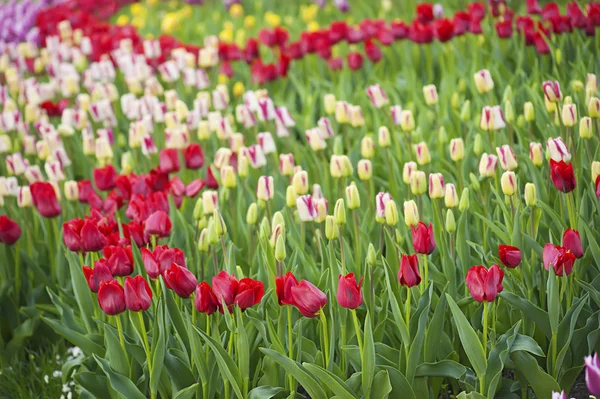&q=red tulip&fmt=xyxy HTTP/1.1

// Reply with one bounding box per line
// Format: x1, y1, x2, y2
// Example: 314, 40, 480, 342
144, 210, 172, 238
562, 229, 583, 258
195, 282, 219, 315
409, 21, 434, 43
416, 3, 434, 23
103, 245, 134, 276
337, 273, 363, 309
93, 165, 117, 191
276, 272, 298, 305
98, 280, 126, 315
206, 167, 219, 189
159, 148, 180, 174
434, 18, 454, 42
234, 278, 265, 310
124, 275, 153, 311
81, 219, 108, 252
30, 182, 61, 218
534, 32, 550, 55
526, 0, 542, 14
496, 20, 513, 38
82, 261, 113, 293
467, 2, 486, 20
289, 280, 327, 318
162, 263, 197, 298
140, 247, 160, 278
184, 144, 204, 170
543, 244, 576, 276
78, 180, 95, 203
390, 21, 409, 39
398, 254, 422, 287
498, 245, 522, 268
328, 57, 343, 71
364, 40, 382, 63
595, 176, 600, 199
124, 221, 147, 248
0, 215, 22, 245
466, 265, 504, 303
347, 52, 363, 70
411, 222, 436, 255
212, 271, 239, 310
550, 160, 576, 193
